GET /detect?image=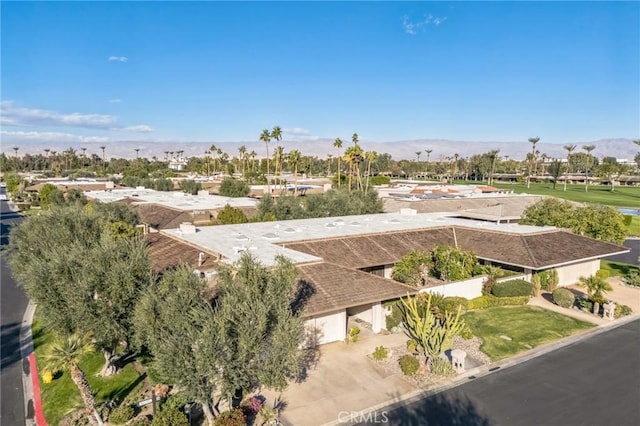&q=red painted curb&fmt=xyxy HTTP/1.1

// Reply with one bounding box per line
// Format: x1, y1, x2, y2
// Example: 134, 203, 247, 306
28, 353, 48, 426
